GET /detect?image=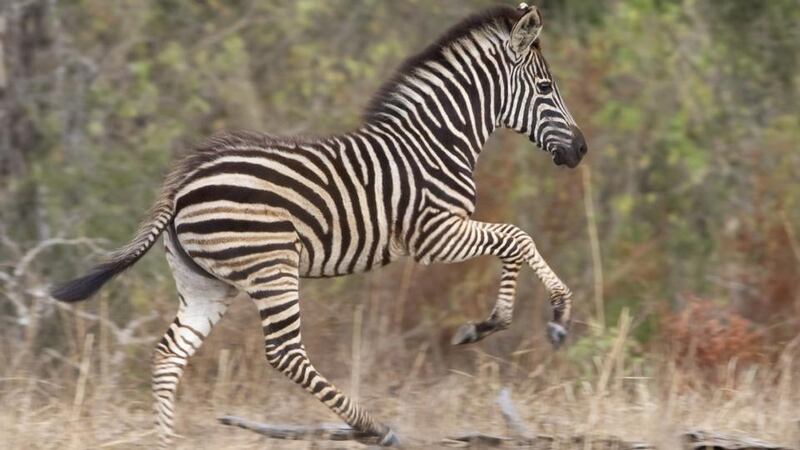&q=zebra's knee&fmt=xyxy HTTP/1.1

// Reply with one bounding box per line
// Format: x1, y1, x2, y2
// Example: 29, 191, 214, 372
264, 339, 305, 372
151, 344, 186, 388
511, 233, 536, 257
151, 345, 168, 369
